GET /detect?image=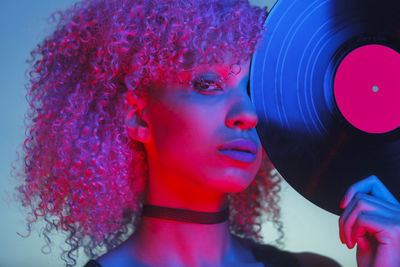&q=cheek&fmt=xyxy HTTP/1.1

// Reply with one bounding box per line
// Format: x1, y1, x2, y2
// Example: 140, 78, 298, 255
148, 97, 222, 162
145, 93, 261, 193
